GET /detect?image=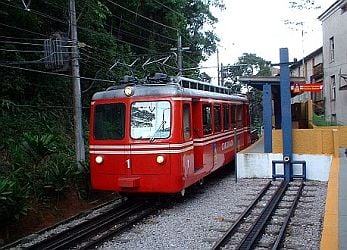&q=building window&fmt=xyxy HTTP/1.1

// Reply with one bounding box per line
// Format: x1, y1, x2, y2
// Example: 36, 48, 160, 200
329, 36, 335, 62
331, 75, 336, 101
331, 114, 336, 124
